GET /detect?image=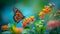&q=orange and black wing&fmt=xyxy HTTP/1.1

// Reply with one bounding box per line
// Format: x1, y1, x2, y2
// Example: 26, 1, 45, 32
13, 8, 25, 23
